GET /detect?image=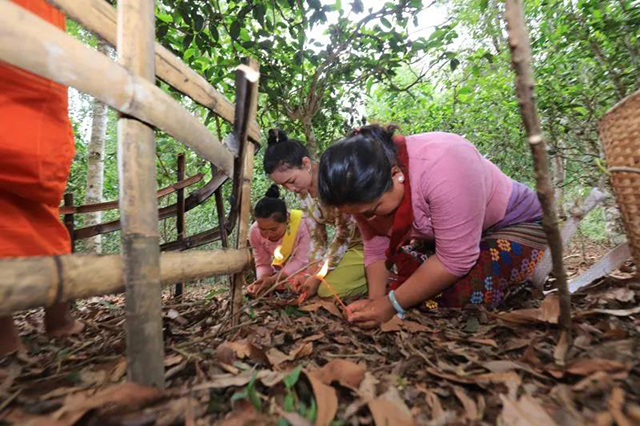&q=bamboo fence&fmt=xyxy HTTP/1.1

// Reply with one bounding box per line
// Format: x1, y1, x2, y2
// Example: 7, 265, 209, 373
0, 0, 260, 388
